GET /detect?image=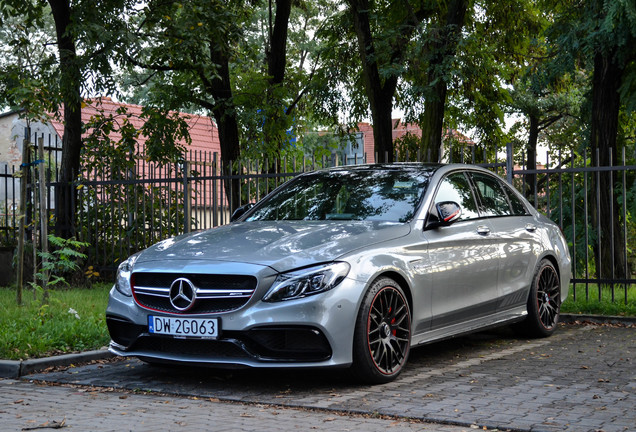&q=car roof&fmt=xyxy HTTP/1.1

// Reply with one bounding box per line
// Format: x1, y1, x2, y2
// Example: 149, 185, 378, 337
310, 162, 445, 175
